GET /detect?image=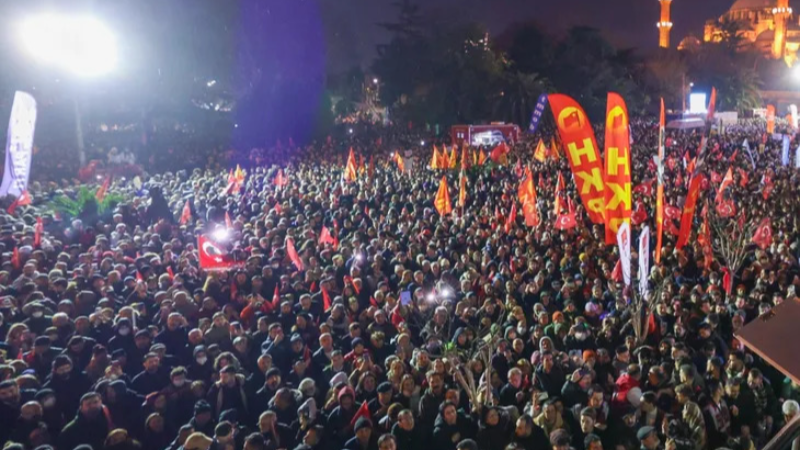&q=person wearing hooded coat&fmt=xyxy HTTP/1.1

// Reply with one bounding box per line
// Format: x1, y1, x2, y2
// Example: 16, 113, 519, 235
326, 385, 358, 449
43, 355, 92, 416
188, 345, 213, 382
476, 406, 512, 450
98, 379, 145, 434
433, 401, 476, 450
